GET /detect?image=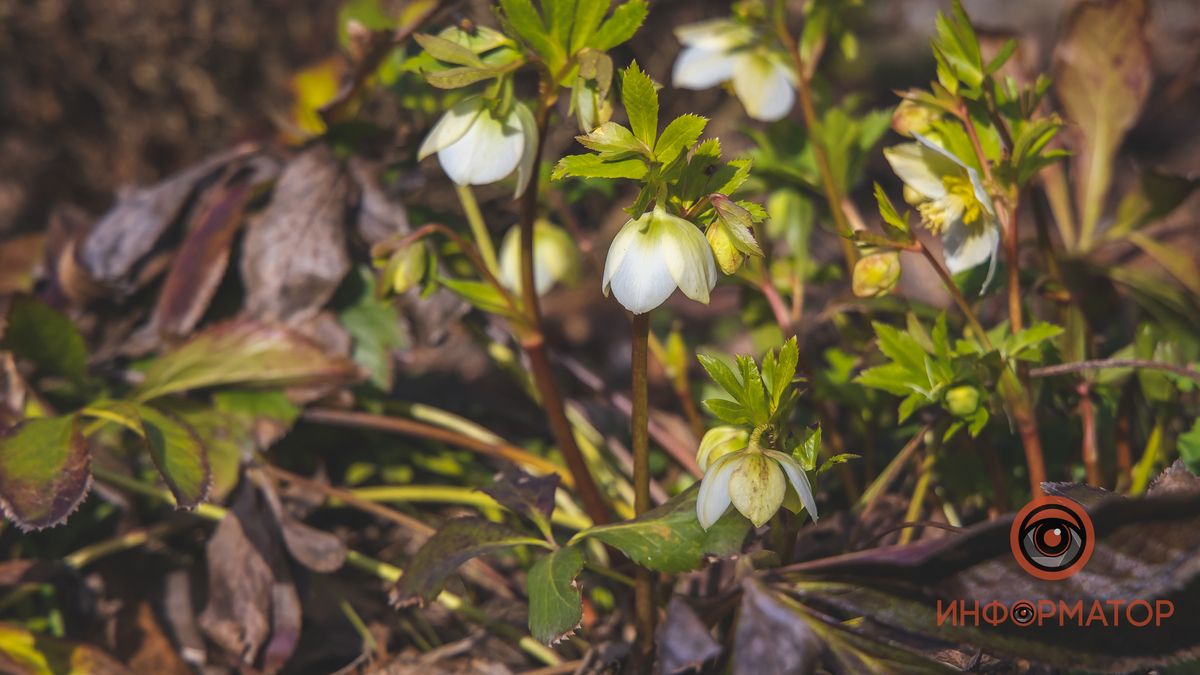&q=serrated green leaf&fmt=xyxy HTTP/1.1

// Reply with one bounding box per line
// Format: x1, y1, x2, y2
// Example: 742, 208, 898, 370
872, 322, 929, 376
499, 0, 565, 68
438, 276, 521, 319
708, 158, 752, 196
587, 0, 647, 51
897, 392, 929, 423
570, 0, 610, 52
1004, 322, 1063, 359
392, 517, 547, 606
703, 398, 752, 425
575, 121, 647, 156
552, 154, 648, 180
737, 355, 769, 426
769, 338, 800, 410
571, 486, 748, 572
654, 114, 707, 164
528, 544, 584, 645
543, 0, 576, 44
873, 183, 910, 237
621, 62, 658, 149
0, 415, 90, 531
132, 404, 211, 508
856, 363, 923, 397
425, 66, 501, 89
697, 354, 745, 406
